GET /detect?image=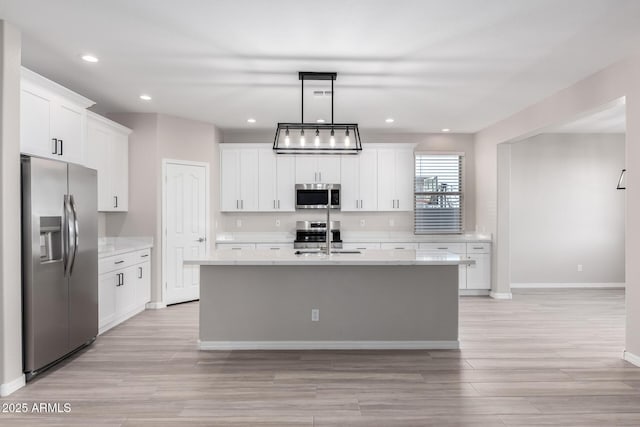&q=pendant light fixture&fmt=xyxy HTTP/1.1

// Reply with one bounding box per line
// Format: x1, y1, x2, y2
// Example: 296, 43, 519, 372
273, 72, 362, 154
